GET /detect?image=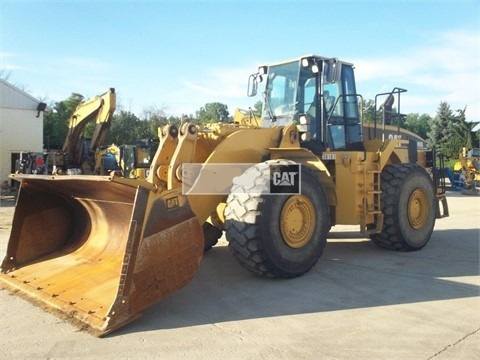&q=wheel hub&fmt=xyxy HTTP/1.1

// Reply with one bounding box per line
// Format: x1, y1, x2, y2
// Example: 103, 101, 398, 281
408, 189, 429, 229
280, 195, 315, 248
